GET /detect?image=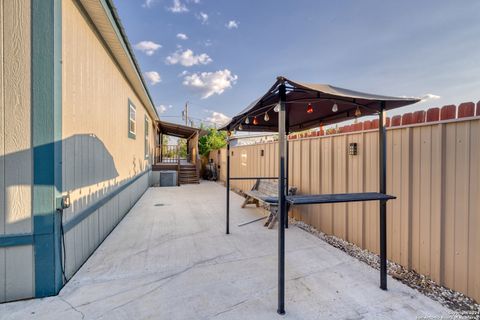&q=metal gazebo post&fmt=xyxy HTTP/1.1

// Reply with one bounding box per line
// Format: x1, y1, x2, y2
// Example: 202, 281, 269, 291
379, 102, 387, 290
285, 105, 289, 229
277, 79, 287, 315
226, 134, 231, 235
